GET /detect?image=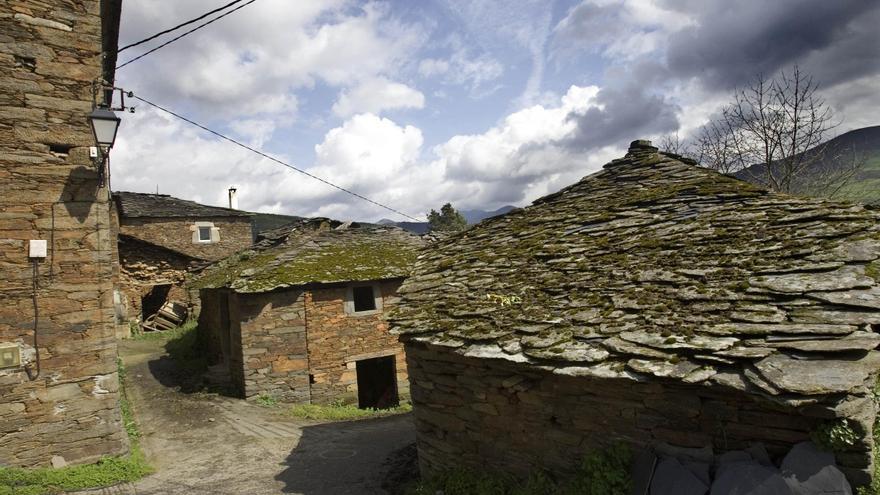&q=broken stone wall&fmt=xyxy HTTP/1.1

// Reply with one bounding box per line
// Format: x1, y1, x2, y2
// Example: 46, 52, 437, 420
118, 216, 252, 262
117, 236, 193, 322
405, 342, 874, 487
306, 281, 408, 405
233, 289, 310, 402
0, 0, 127, 467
